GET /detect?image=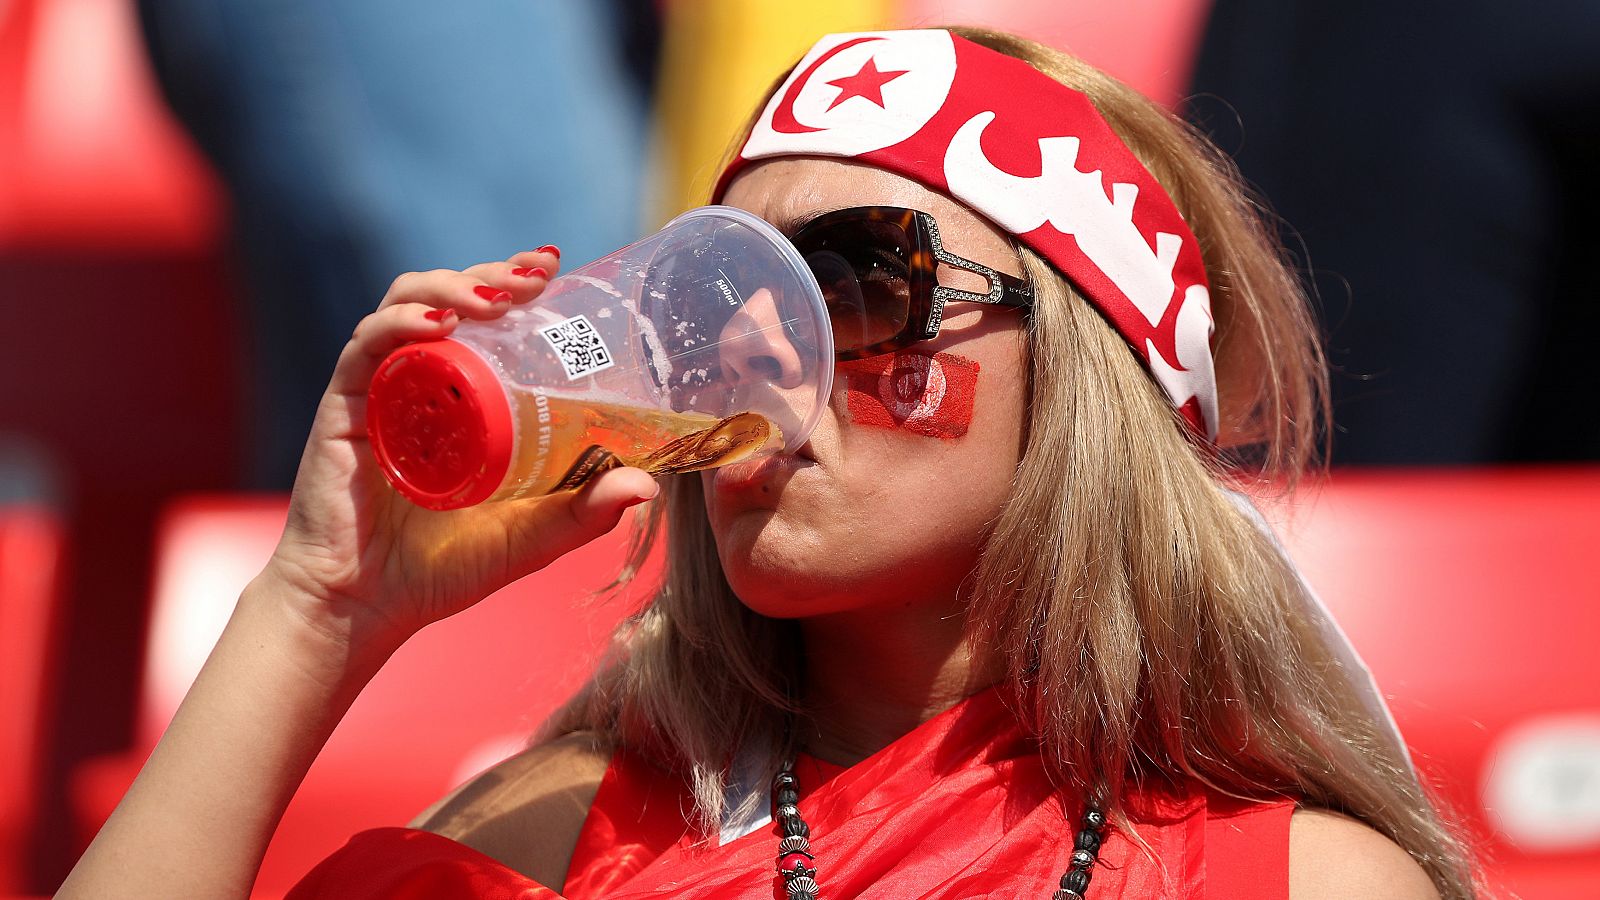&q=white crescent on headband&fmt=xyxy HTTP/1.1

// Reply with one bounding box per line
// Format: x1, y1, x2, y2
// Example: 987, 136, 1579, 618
715, 29, 1219, 441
